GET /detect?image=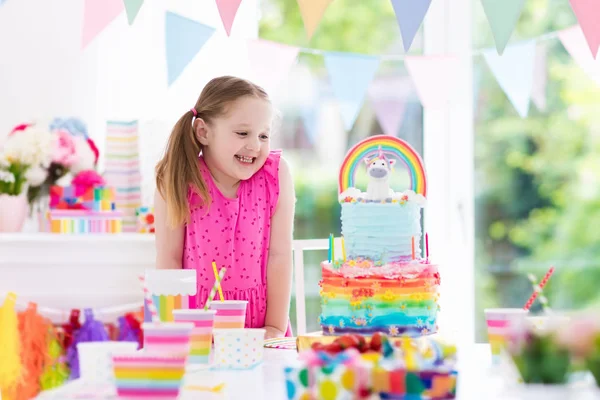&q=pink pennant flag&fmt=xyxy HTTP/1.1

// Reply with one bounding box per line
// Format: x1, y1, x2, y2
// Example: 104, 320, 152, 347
569, 0, 600, 59
247, 39, 299, 95
82, 0, 124, 48
368, 76, 410, 135
558, 25, 600, 84
404, 56, 460, 109
216, 0, 243, 36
